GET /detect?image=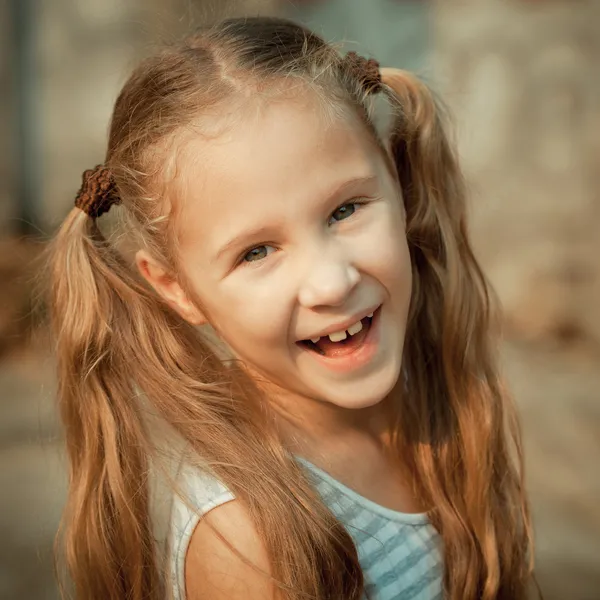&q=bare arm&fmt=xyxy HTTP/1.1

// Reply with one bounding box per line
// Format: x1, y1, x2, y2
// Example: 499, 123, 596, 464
185, 500, 275, 600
